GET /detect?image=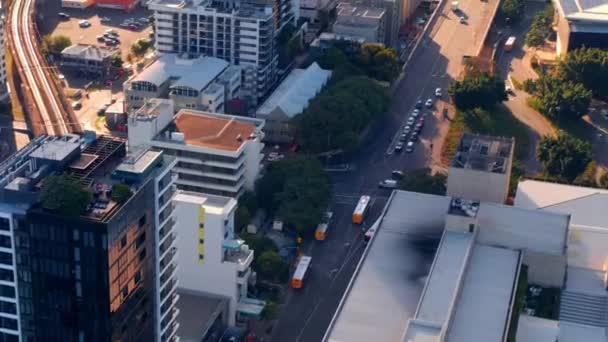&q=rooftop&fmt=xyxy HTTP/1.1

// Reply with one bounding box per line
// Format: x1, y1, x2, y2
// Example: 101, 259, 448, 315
324, 191, 450, 342
556, 0, 608, 21
132, 98, 174, 121
158, 110, 261, 152
451, 133, 514, 174
336, 2, 386, 19
129, 54, 228, 90
61, 44, 114, 61
446, 244, 520, 342
177, 289, 227, 342
148, 0, 273, 19
257, 63, 332, 118
174, 190, 236, 215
